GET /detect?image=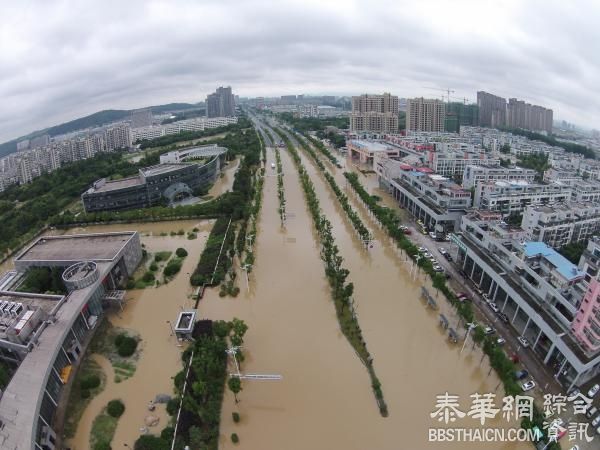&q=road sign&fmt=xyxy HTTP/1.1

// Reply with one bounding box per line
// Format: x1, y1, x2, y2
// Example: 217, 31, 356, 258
449, 233, 467, 252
